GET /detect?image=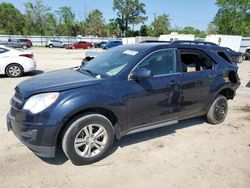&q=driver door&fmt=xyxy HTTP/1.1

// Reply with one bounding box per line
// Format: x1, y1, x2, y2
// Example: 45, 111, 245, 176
126, 49, 181, 129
